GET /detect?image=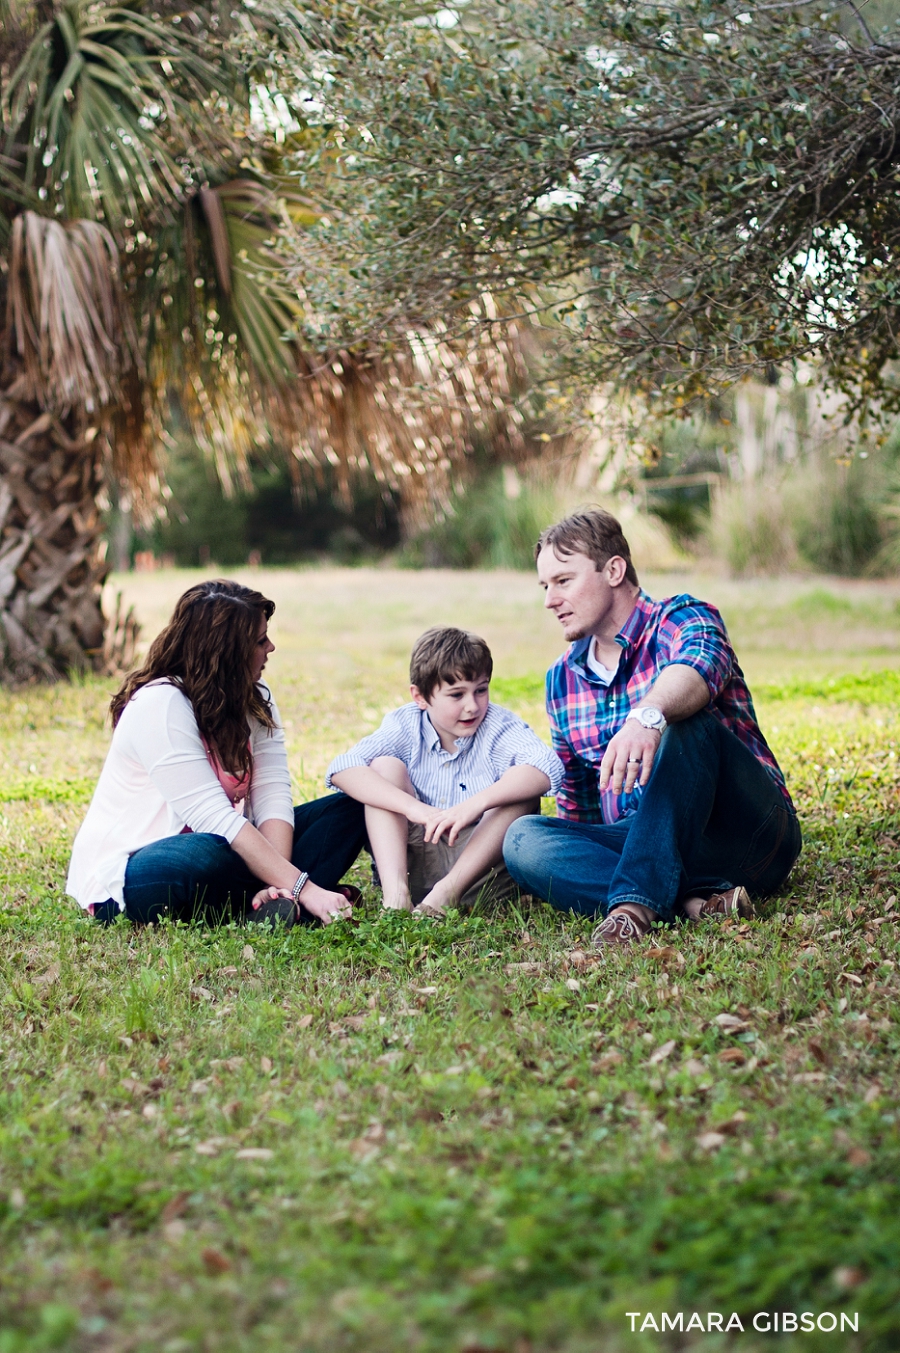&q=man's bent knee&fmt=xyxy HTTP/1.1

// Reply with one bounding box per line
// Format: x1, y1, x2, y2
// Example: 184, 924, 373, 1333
502, 813, 549, 876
